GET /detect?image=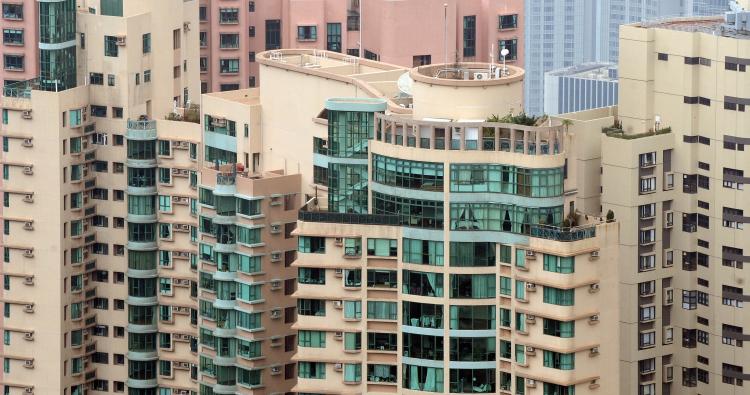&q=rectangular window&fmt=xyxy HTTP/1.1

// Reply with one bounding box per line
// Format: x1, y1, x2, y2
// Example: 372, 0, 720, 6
104, 36, 119, 57
326, 23, 341, 52
265, 20, 281, 50
3, 29, 24, 45
142, 33, 151, 53
463, 16, 476, 57
219, 58, 239, 74
499, 14, 518, 29
542, 287, 575, 306
219, 8, 239, 24
297, 25, 317, 41
219, 33, 240, 49
498, 39, 518, 60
